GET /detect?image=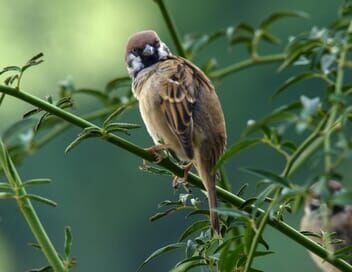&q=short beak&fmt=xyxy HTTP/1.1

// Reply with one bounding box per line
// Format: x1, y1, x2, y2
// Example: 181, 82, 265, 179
143, 44, 154, 56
